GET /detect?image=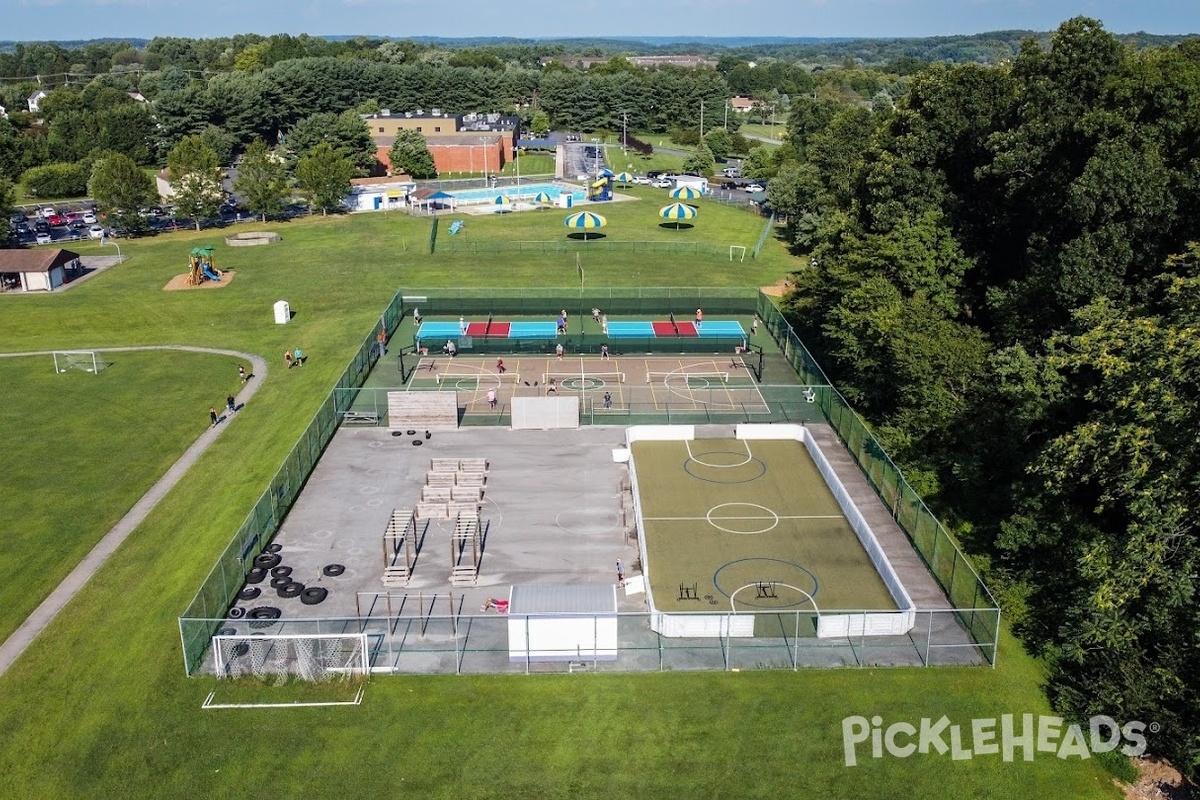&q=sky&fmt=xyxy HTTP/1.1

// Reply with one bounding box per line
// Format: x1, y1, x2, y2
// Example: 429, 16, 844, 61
3, 0, 1198, 42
